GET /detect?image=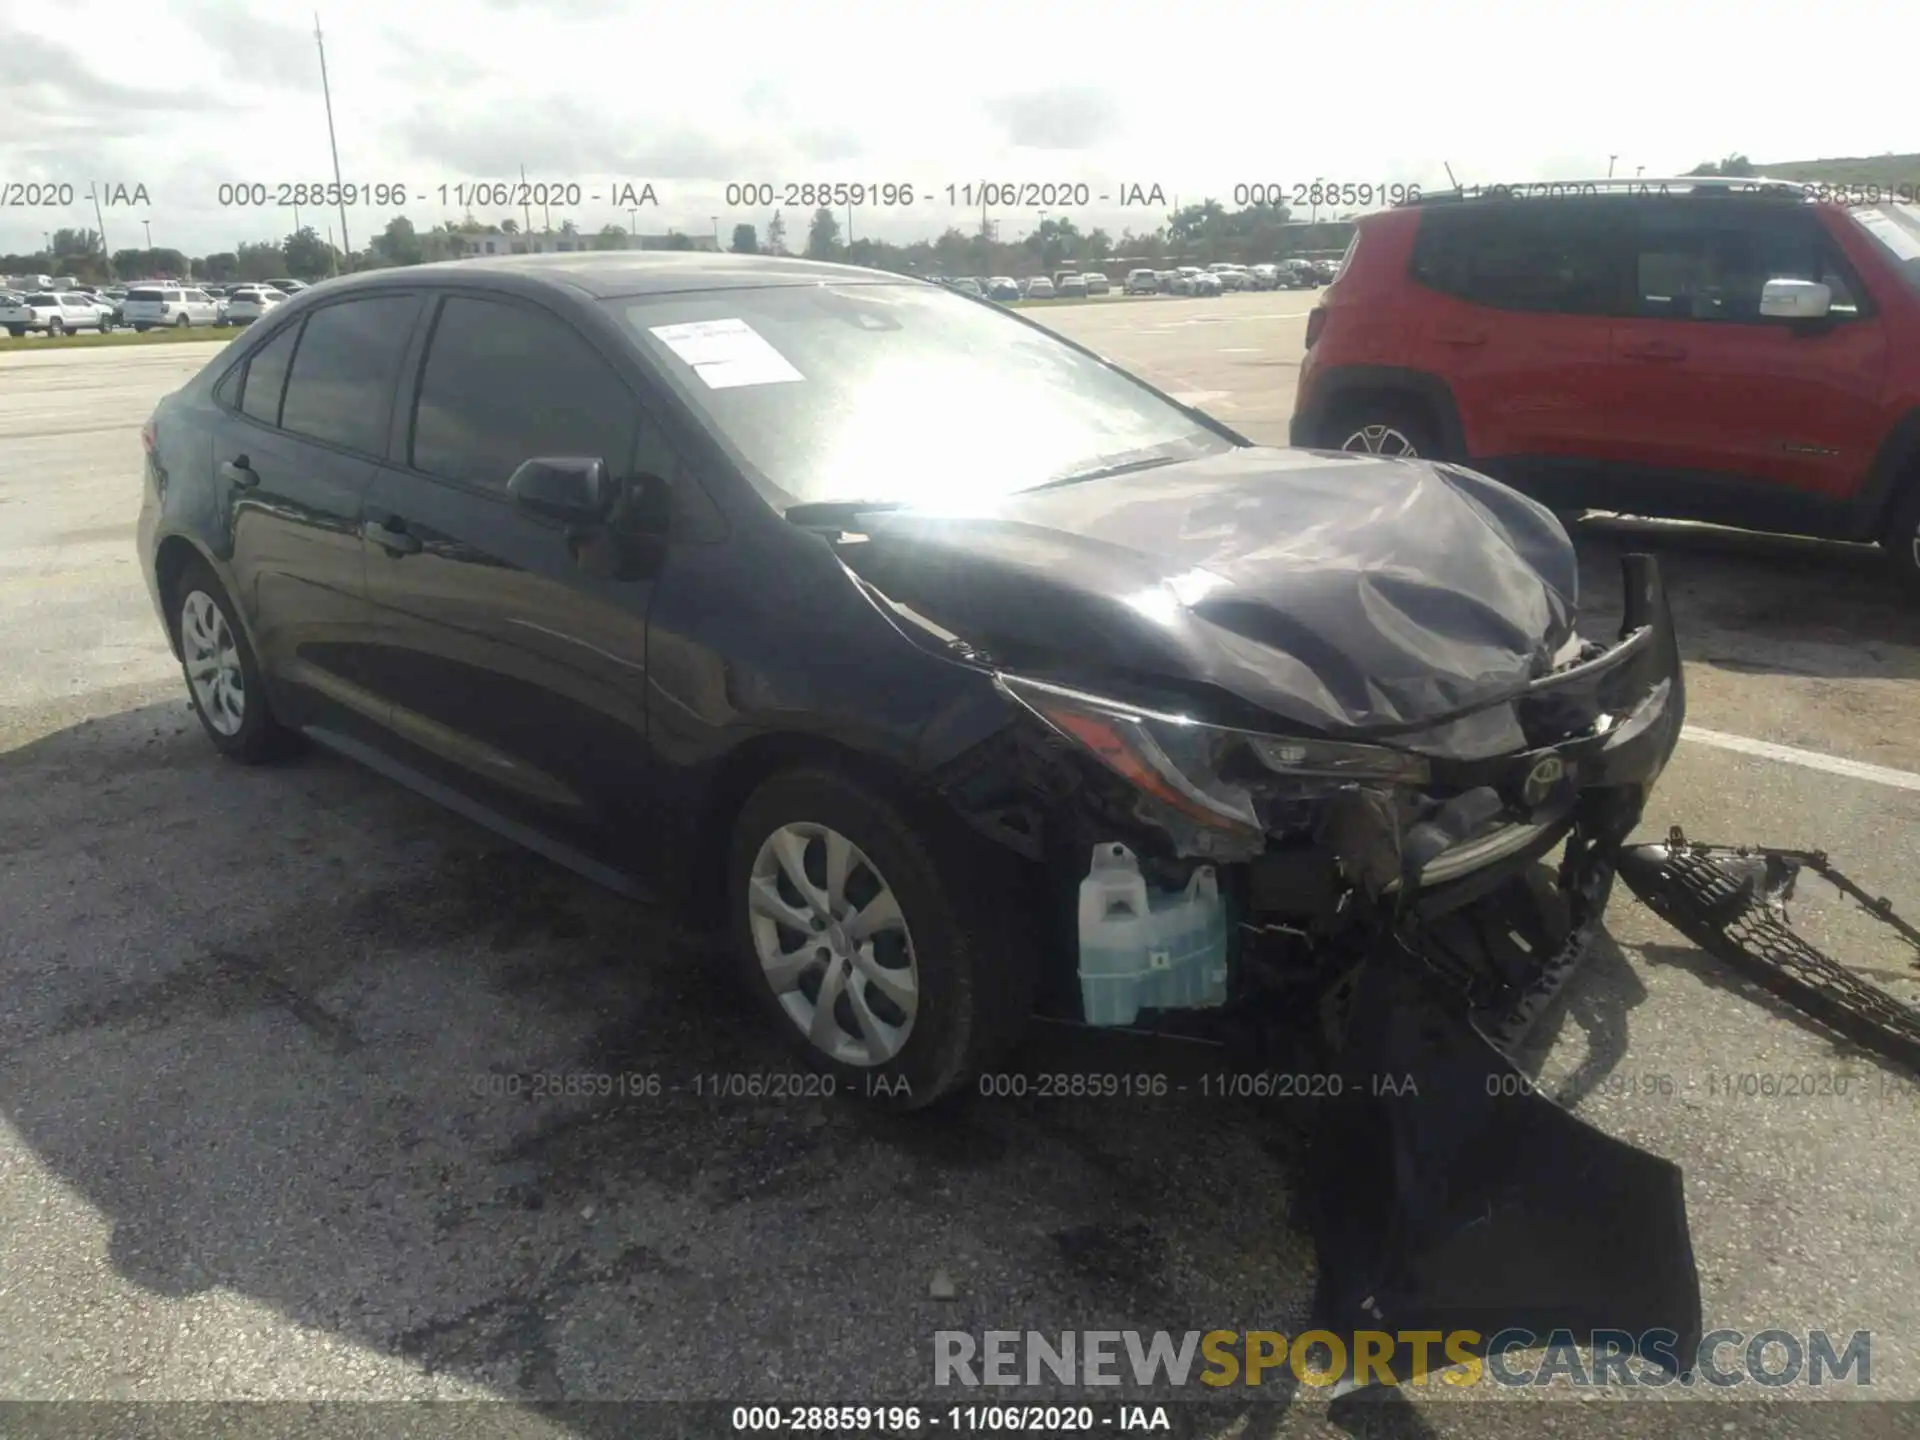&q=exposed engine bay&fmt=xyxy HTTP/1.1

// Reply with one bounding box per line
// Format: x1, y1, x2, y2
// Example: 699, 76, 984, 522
915, 551, 1706, 1381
